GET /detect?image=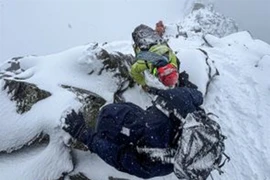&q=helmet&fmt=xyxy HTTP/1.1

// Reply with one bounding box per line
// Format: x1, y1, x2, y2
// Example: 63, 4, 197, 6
157, 64, 178, 87
132, 24, 163, 50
